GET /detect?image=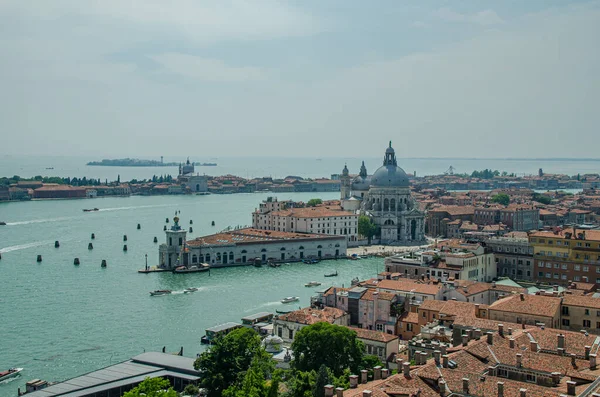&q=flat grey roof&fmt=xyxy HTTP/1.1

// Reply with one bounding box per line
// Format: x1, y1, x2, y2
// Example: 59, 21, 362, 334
206, 322, 242, 332
23, 352, 200, 397
241, 312, 273, 321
